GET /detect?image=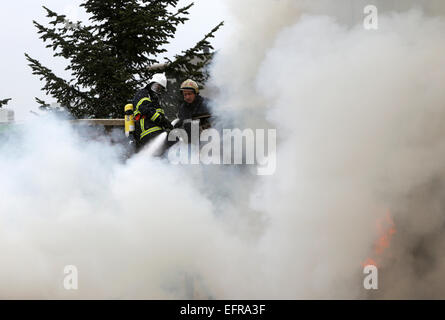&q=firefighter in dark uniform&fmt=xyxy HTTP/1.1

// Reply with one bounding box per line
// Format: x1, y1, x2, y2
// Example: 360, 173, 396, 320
175, 79, 211, 138
132, 73, 173, 152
